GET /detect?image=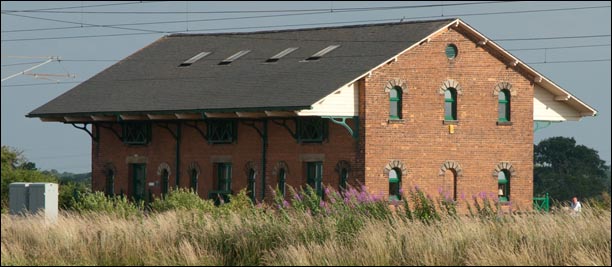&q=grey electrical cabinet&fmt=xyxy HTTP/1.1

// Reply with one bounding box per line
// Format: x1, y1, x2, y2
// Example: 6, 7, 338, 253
9, 182, 30, 215
28, 183, 59, 220
9, 182, 58, 220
